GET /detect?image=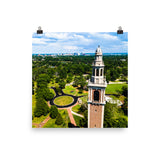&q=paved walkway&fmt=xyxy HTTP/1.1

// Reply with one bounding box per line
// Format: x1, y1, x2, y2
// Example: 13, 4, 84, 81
109, 81, 127, 84
67, 108, 76, 126
58, 100, 79, 126
71, 111, 84, 118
